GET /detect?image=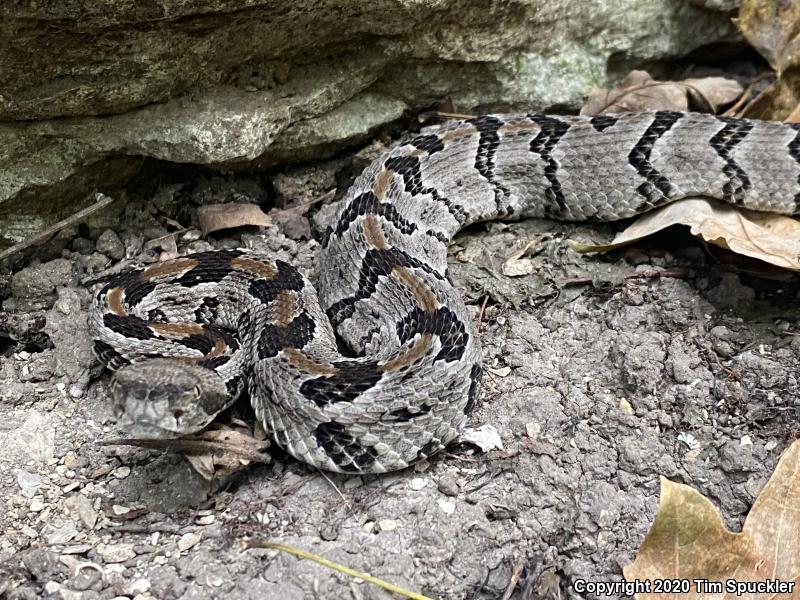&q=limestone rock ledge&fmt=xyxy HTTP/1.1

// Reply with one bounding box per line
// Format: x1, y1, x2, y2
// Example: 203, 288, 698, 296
0, 0, 737, 244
